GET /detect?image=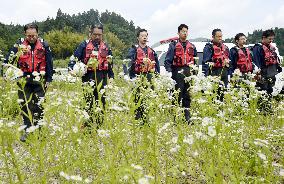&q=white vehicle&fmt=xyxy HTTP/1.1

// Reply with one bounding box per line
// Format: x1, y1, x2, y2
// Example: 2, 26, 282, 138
152, 37, 235, 76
